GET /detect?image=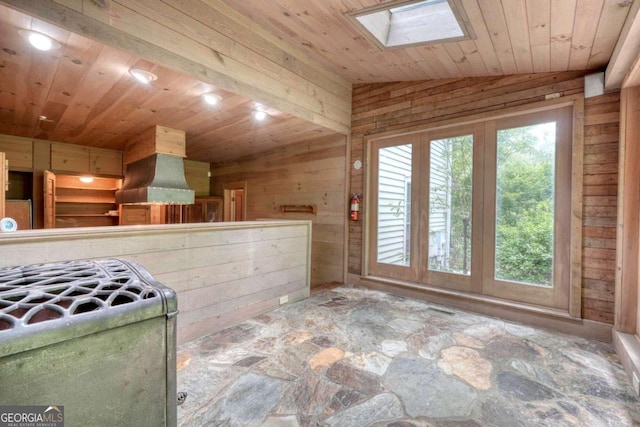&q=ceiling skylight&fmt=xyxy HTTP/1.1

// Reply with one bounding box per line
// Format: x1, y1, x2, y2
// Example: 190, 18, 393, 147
350, 0, 472, 49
